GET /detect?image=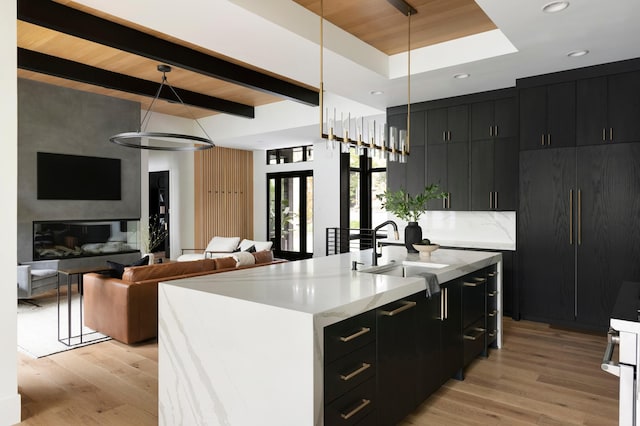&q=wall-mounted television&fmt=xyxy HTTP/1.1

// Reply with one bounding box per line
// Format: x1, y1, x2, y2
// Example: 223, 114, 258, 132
37, 152, 121, 200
